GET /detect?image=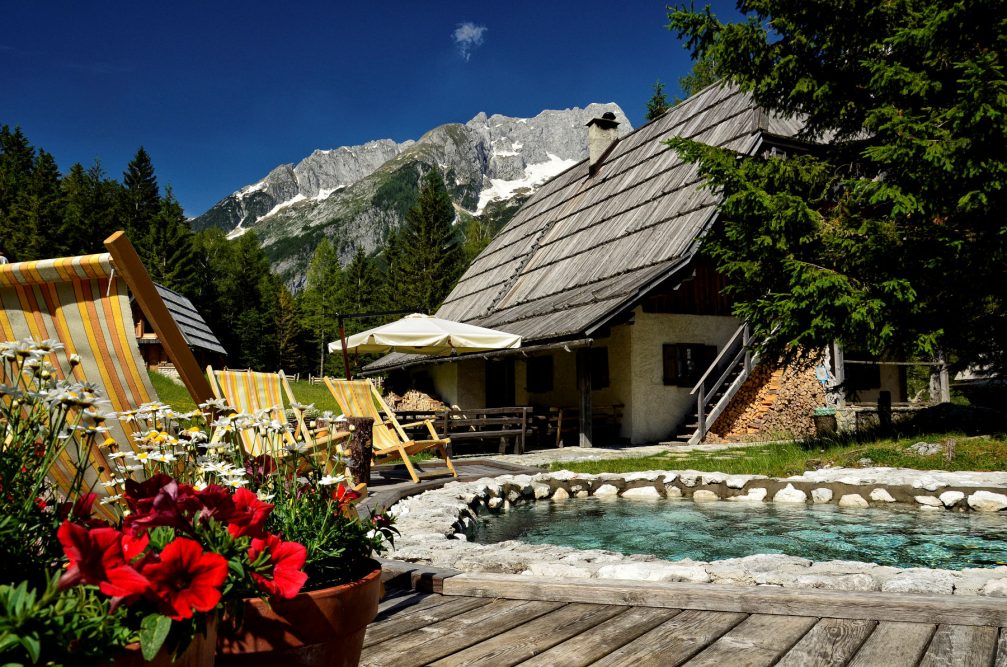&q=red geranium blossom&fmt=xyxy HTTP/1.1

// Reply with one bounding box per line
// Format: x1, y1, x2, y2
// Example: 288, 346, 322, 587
248, 534, 307, 599
196, 485, 235, 525
331, 483, 361, 513
142, 537, 228, 620
227, 488, 273, 538
57, 521, 150, 598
